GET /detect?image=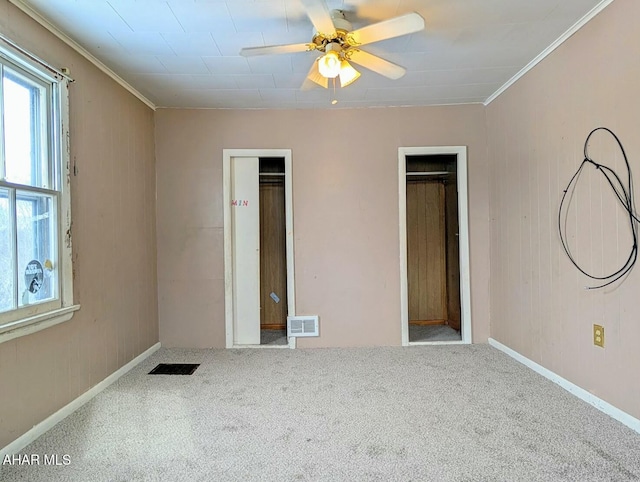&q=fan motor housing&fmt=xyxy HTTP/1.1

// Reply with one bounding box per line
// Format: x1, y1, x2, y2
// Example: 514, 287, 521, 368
311, 10, 353, 51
